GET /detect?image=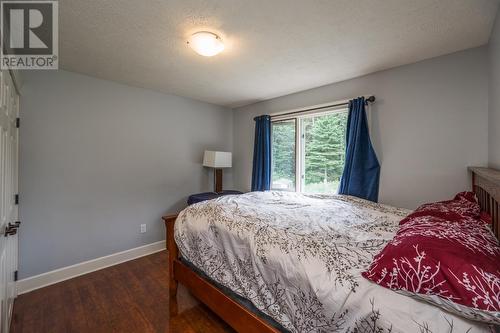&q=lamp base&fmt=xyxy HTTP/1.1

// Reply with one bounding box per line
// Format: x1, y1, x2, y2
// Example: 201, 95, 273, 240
214, 169, 223, 193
